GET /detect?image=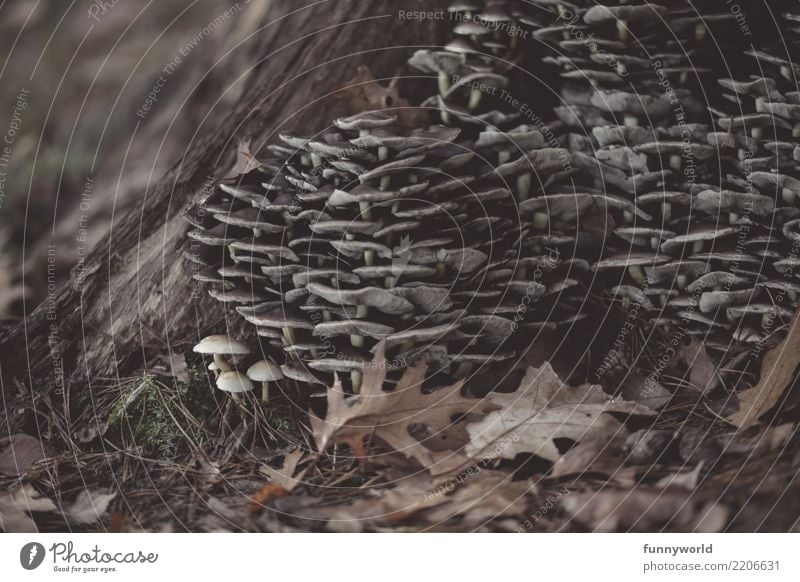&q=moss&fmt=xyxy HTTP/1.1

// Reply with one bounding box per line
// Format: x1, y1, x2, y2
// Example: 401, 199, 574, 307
109, 370, 216, 458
